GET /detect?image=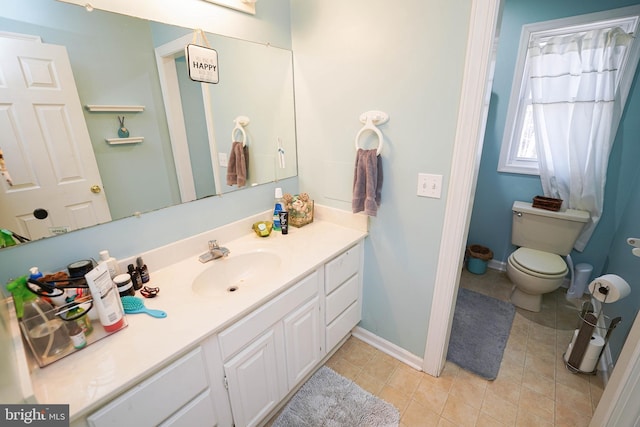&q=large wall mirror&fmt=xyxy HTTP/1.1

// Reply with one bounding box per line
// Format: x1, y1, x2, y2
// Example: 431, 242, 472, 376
0, 0, 297, 247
